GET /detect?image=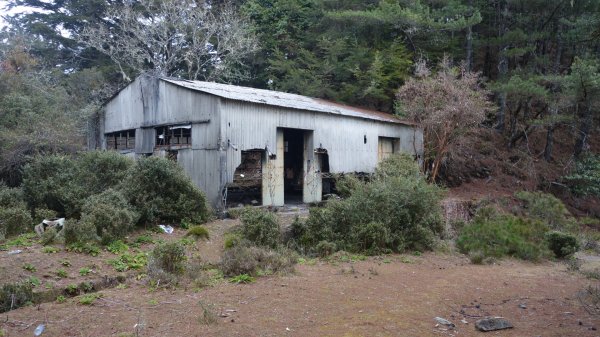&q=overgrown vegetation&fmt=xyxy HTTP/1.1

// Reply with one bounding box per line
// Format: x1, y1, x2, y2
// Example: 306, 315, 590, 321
457, 208, 550, 262
0, 281, 33, 313
564, 155, 600, 197
239, 208, 280, 249
291, 155, 444, 255
220, 243, 296, 277
147, 242, 186, 286
121, 156, 210, 225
